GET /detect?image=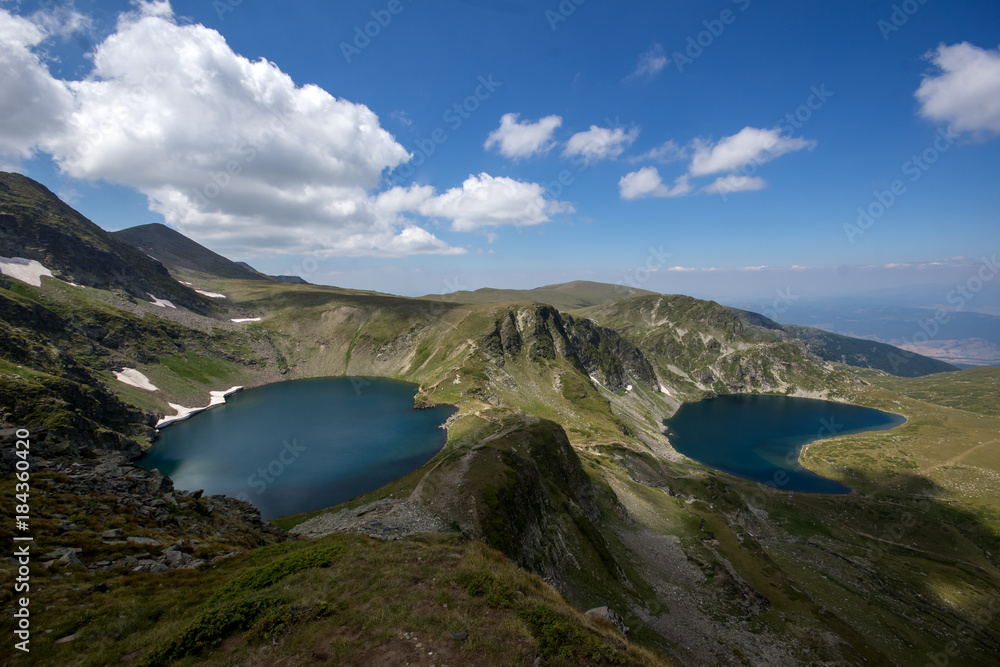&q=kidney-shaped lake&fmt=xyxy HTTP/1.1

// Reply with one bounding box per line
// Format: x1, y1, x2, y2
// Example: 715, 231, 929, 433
138, 377, 456, 519
663, 394, 906, 494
